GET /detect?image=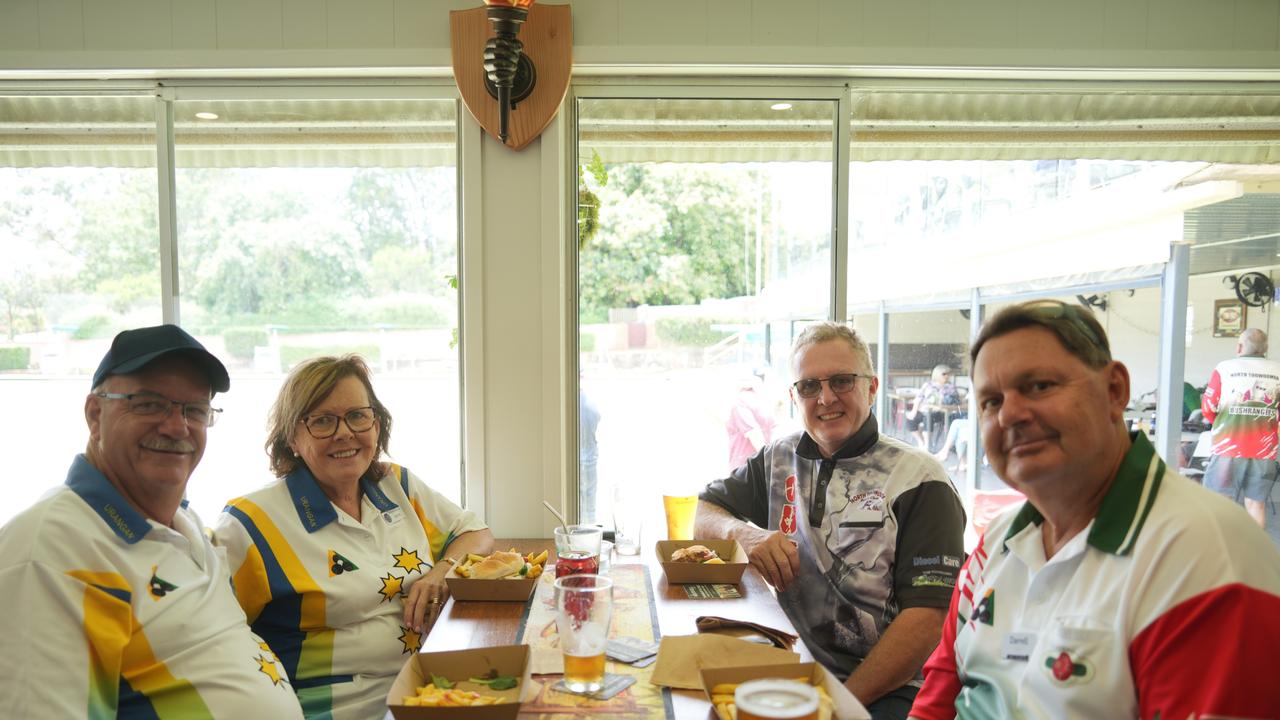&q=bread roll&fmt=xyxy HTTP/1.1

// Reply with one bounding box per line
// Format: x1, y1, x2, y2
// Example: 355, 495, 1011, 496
469, 551, 525, 579
671, 544, 719, 563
